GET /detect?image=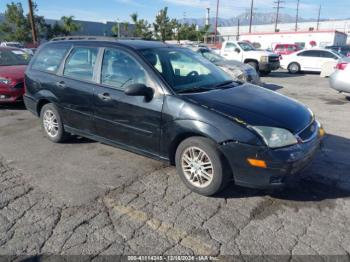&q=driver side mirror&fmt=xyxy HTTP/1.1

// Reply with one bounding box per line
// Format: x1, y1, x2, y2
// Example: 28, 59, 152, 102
234, 48, 241, 53
124, 84, 154, 101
